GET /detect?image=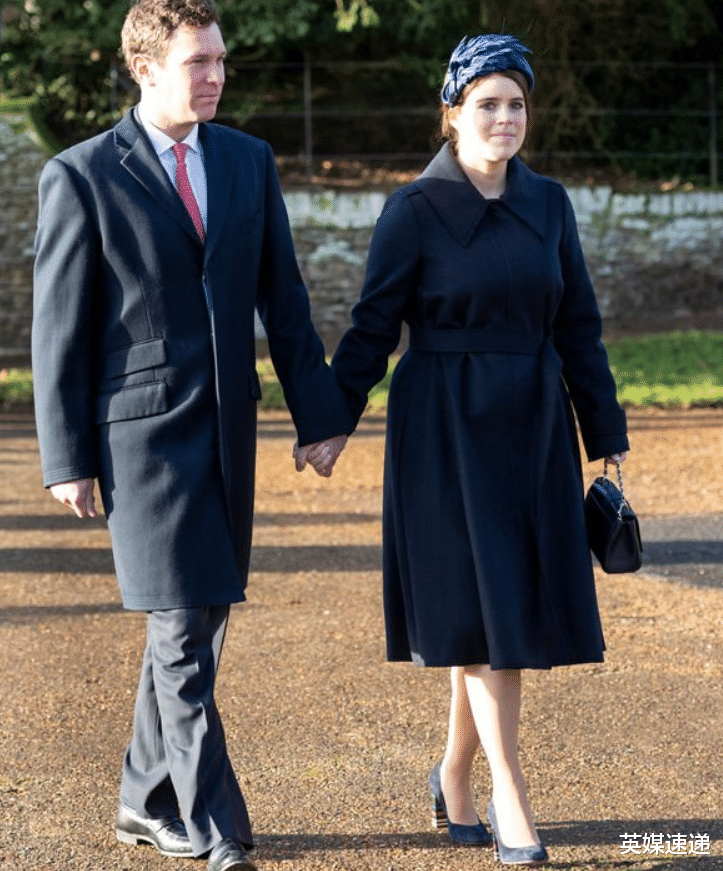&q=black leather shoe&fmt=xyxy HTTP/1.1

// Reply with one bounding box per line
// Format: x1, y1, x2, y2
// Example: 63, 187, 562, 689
116, 804, 194, 857
207, 838, 257, 871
